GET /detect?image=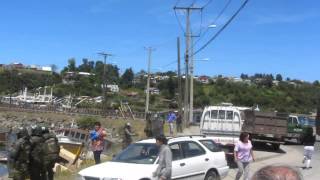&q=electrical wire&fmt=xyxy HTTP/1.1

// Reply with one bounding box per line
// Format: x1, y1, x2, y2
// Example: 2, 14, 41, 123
191, 0, 198, 7
162, 60, 178, 68
193, 0, 249, 56
202, 0, 213, 9
174, 8, 186, 34
175, 0, 181, 6
194, 0, 233, 47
